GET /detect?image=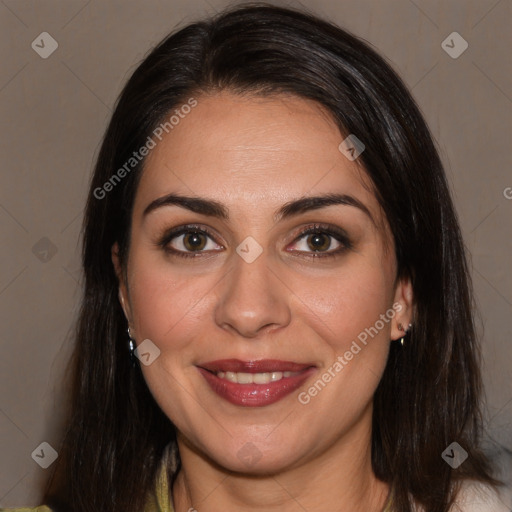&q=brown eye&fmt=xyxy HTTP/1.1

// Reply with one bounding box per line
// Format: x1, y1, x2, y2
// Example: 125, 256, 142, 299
182, 231, 207, 251
288, 223, 352, 259
306, 233, 332, 252
157, 225, 223, 259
